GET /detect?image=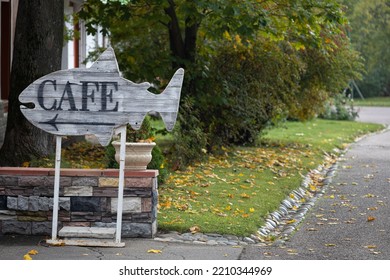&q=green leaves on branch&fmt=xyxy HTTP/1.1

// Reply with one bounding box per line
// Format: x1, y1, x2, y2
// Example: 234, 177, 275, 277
78, 0, 364, 165
342, 0, 390, 96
